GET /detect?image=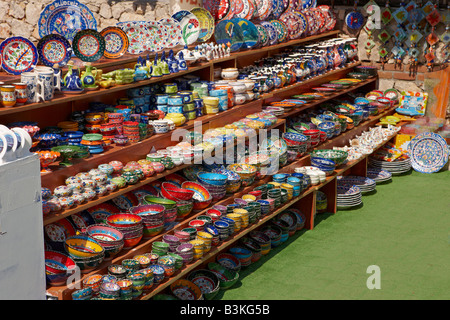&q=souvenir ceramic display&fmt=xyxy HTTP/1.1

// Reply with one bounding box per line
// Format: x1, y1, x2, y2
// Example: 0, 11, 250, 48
366, 168, 392, 184
337, 175, 376, 194
100, 27, 129, 59
38, 0, 97, 42
191, 7, 215, 43
260, 21, 278, 46
172, 10, 200, 46
159, 18, 183, 49
336, 184, 362, 209
408, 132, 449, 174
37, 34, 72, 68
72, 29, 106, 62
0, 37, 38, 75
144, 21, 168, 52
279, 11, 306, 40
